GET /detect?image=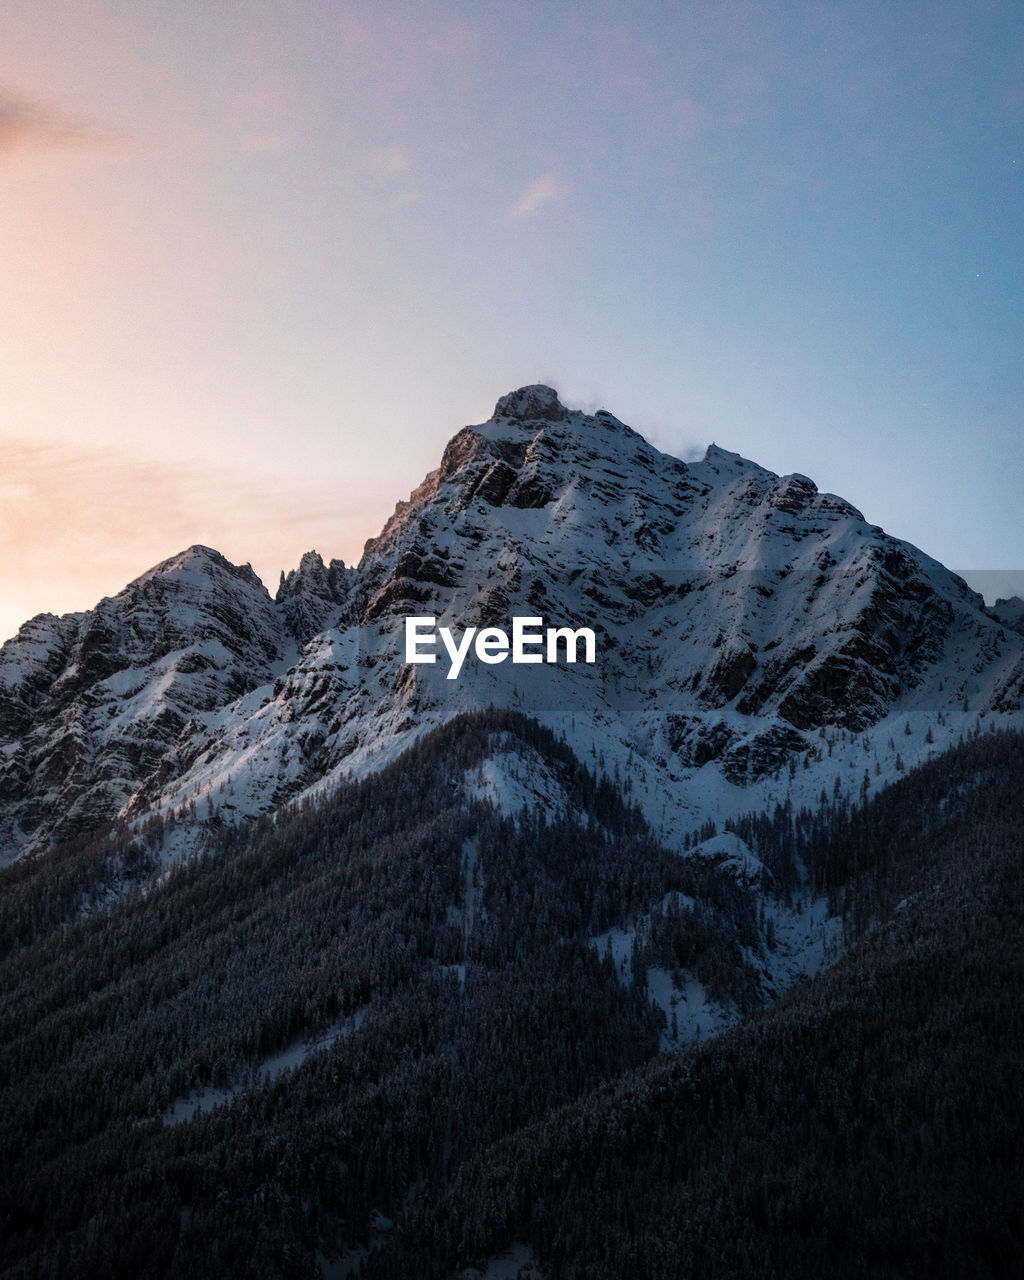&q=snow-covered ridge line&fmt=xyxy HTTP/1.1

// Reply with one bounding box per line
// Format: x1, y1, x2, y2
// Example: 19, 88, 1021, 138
2, 384, 1022, 863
